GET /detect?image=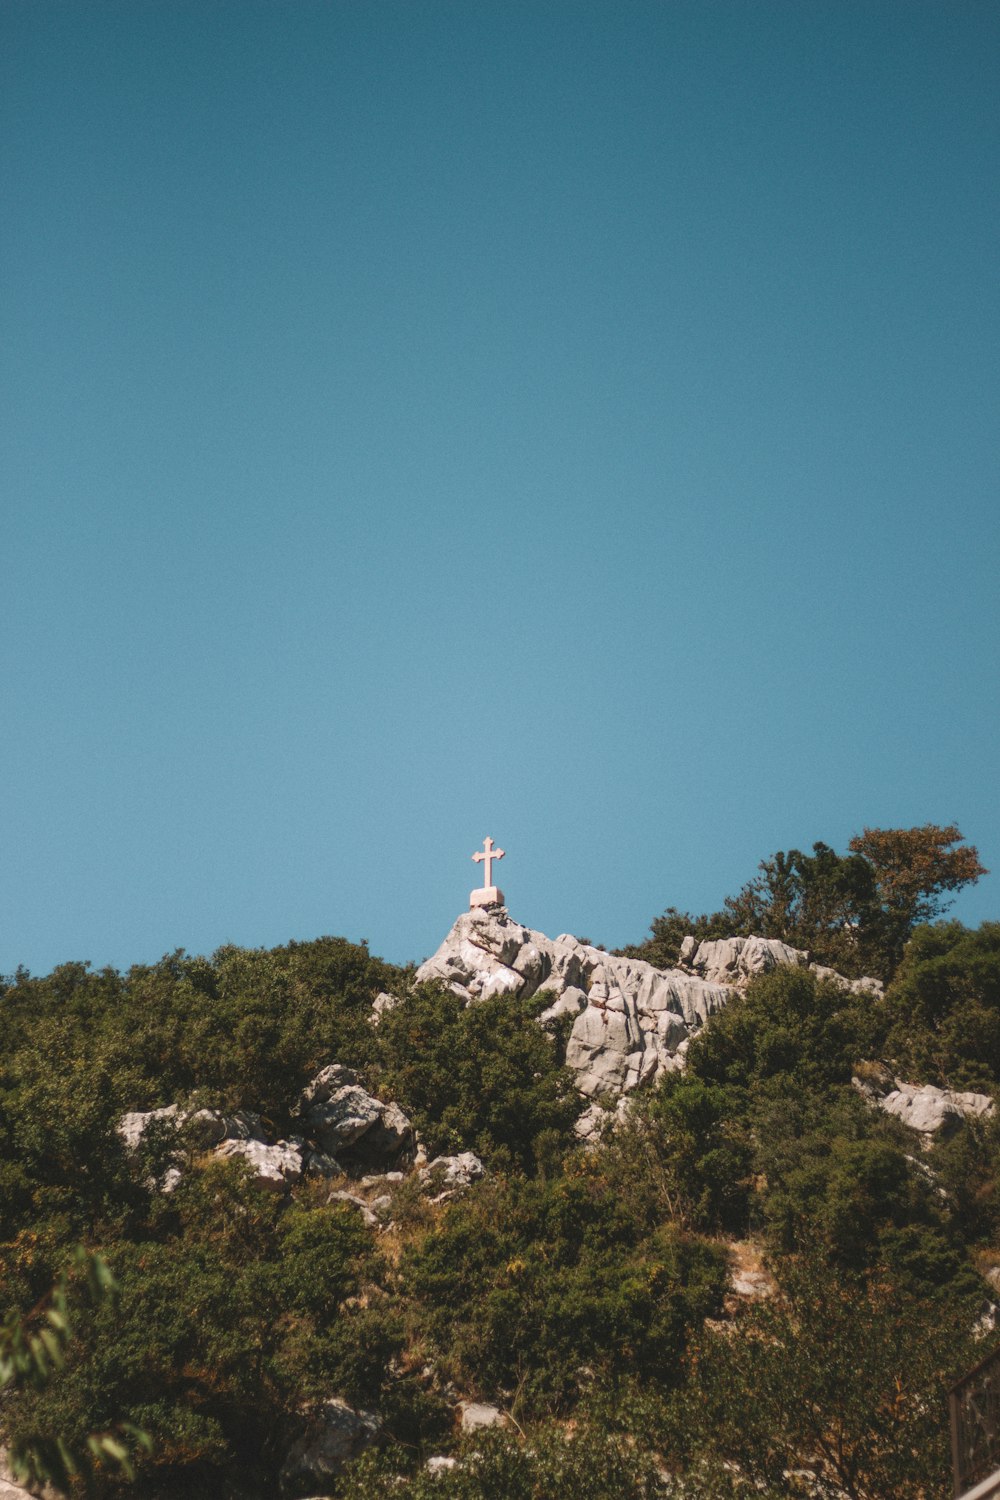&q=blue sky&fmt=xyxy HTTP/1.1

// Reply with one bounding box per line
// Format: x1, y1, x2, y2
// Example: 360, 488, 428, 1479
2, 1, 997, 974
